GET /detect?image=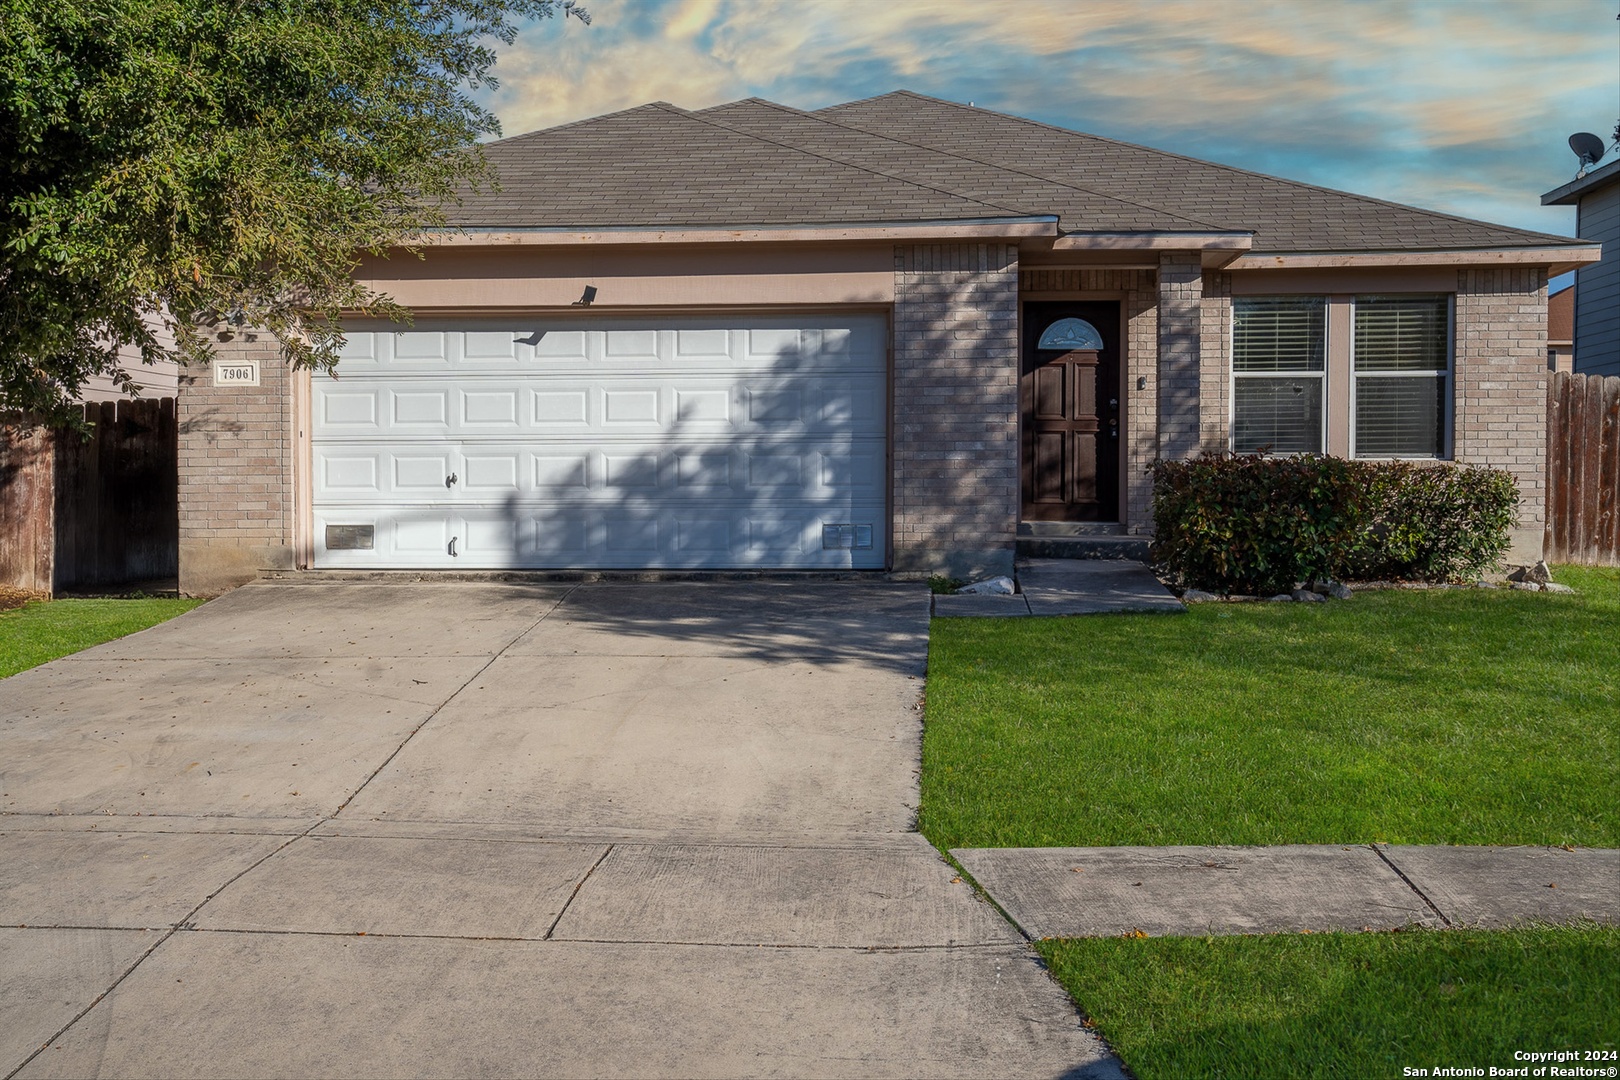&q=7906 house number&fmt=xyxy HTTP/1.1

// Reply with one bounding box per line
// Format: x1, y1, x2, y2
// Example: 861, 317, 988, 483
212, 361, 260, 387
